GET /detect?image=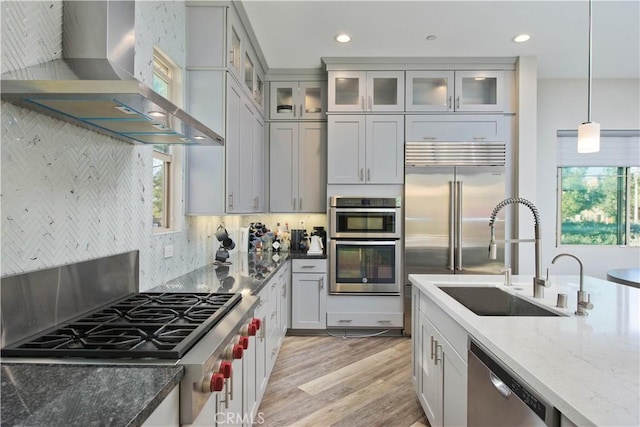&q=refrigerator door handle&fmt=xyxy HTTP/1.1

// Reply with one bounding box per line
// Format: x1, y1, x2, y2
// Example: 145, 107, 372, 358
456, 181, 463, 271
448, 181, 455, 270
